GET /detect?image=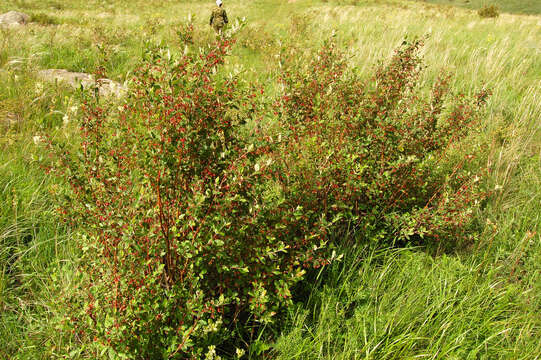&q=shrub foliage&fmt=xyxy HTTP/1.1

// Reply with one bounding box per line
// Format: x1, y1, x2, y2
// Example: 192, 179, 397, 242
478, 5, 500, 18
53, 39, 330, 358
51, 37, 489, 358
274, 39, 489, 246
